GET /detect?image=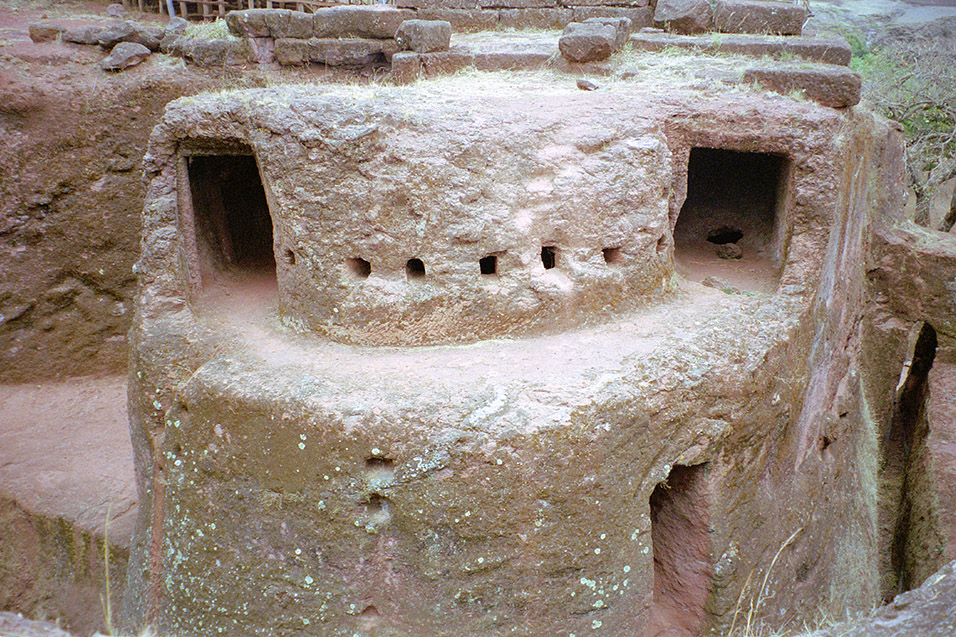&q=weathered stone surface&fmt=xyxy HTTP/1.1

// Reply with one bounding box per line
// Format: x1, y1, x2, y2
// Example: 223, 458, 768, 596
499, 7, 573, 29
273, 37, 310, 66
165, 16, 189, 37
124, 77, 918, 637
629, 32, 852, 65
100, 42, 151, 71
225, 8, 274, 37
28, 24, 65, 43
313, 6, 414, 39
563, 0, 647, 6
106, 3, 128, 18
559, 21, 616, 62
473, 50, 551, 70
0, 377, 133, 636
572, 6, 653, 29
481, 0, 558, 7
811, 560, 956, 636
417, 8, 500, 32
276, 37, 389, 67
96, 21, 162, 52
247, 36, 276, 64
584, 16, 631, 49
61, 25, 103, 45
395, 19, 452, 53
744, 64, 862, 108
396, 0, 480, 8
179, 38, 252, 66
653, 0, 712, 34
714, 0, 807, 35
270, 9, 314, 39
